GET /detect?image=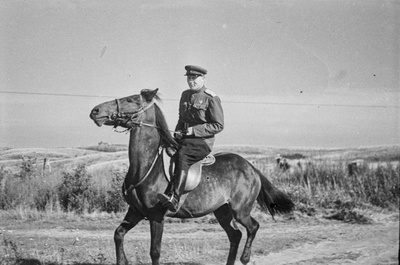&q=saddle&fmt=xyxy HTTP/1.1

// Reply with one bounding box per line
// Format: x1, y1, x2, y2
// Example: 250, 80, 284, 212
162, 147, 215, 193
